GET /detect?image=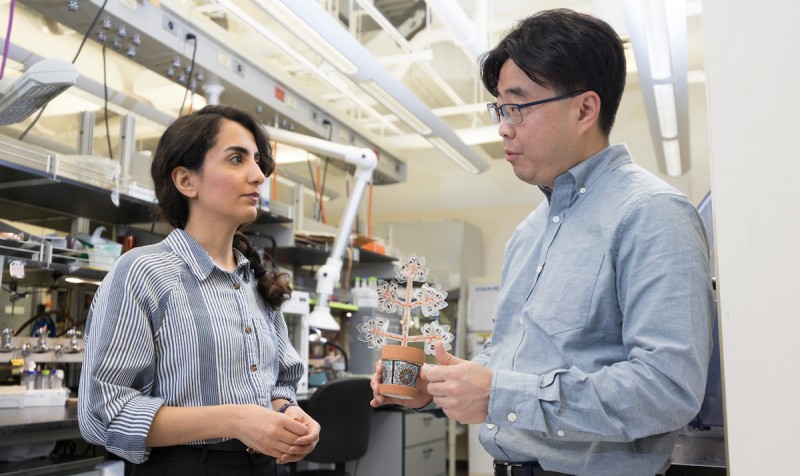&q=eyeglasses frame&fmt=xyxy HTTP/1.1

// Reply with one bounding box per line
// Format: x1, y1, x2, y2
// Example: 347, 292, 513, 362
487, 90, 589, 125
